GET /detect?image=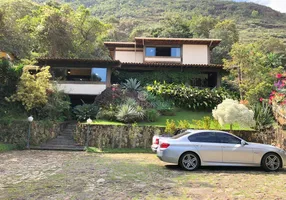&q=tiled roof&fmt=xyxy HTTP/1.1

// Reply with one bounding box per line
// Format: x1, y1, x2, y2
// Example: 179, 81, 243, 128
37, 57, 120, 64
